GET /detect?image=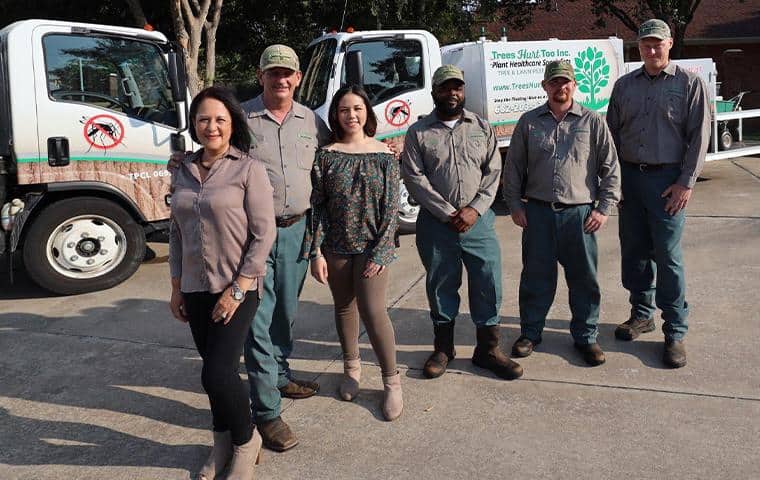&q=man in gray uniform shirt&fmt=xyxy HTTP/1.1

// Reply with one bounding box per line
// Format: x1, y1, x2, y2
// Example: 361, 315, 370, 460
607, 19, 711, 368
240, 44, 329, 451
504, 60, 620, 366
